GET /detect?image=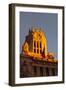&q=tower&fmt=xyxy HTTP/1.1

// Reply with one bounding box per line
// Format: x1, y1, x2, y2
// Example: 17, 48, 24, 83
22, 27, 48, 59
